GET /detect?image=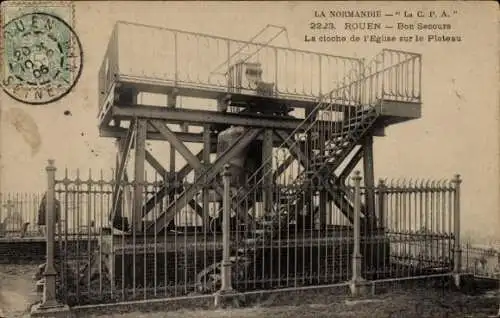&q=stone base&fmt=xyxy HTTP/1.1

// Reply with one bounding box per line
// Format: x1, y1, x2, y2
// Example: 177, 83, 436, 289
214, 289, 241, 308
36, 278, 45, 293
349, 278, 372, 297
30, 303, 71, 318
453, 273, 461, 288
452, 272, 474, 290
